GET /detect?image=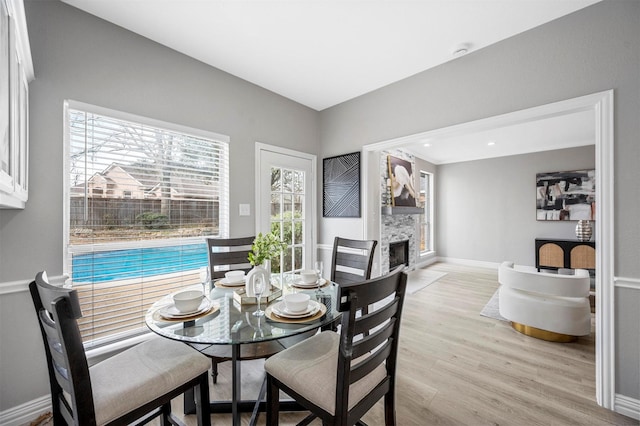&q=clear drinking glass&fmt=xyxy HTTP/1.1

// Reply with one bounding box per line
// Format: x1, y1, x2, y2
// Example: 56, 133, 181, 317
253, 275, 266, 317
315, 260, 324, 294
199, 266, 210, 295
